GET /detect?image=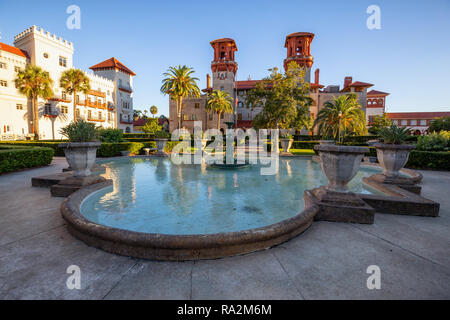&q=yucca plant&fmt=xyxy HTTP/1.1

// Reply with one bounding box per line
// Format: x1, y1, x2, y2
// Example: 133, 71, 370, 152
378, 125, 411, 144
59, 120, 98, 142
